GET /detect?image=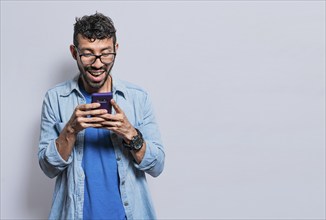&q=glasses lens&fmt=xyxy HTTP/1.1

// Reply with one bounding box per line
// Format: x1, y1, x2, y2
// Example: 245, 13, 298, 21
81, 55, 95, 65
100, 54, 115, 64
80, 54, 115, 65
